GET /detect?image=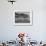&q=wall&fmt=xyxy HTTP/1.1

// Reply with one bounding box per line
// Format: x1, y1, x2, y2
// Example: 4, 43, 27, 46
0, 0, 46, 41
